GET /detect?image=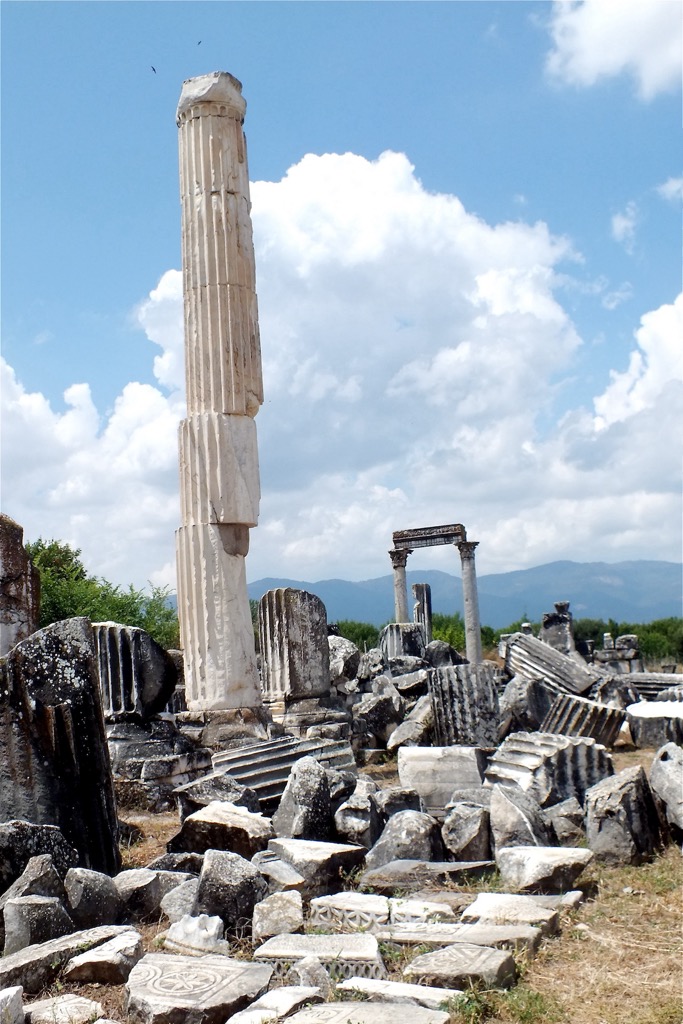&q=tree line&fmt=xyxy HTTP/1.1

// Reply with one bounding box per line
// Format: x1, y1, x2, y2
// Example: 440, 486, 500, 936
25, 538, 682, 663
